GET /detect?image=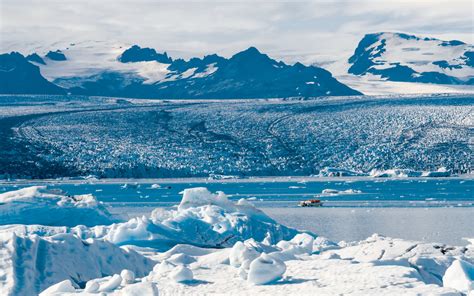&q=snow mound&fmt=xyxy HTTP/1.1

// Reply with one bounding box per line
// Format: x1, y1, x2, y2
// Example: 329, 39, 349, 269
443, 259, 474, 294
0, 186, 117, 227
247, 253, 287, 285
169, 265, 194, 283
0, 232, 155, 296
103, 187, 300, 249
